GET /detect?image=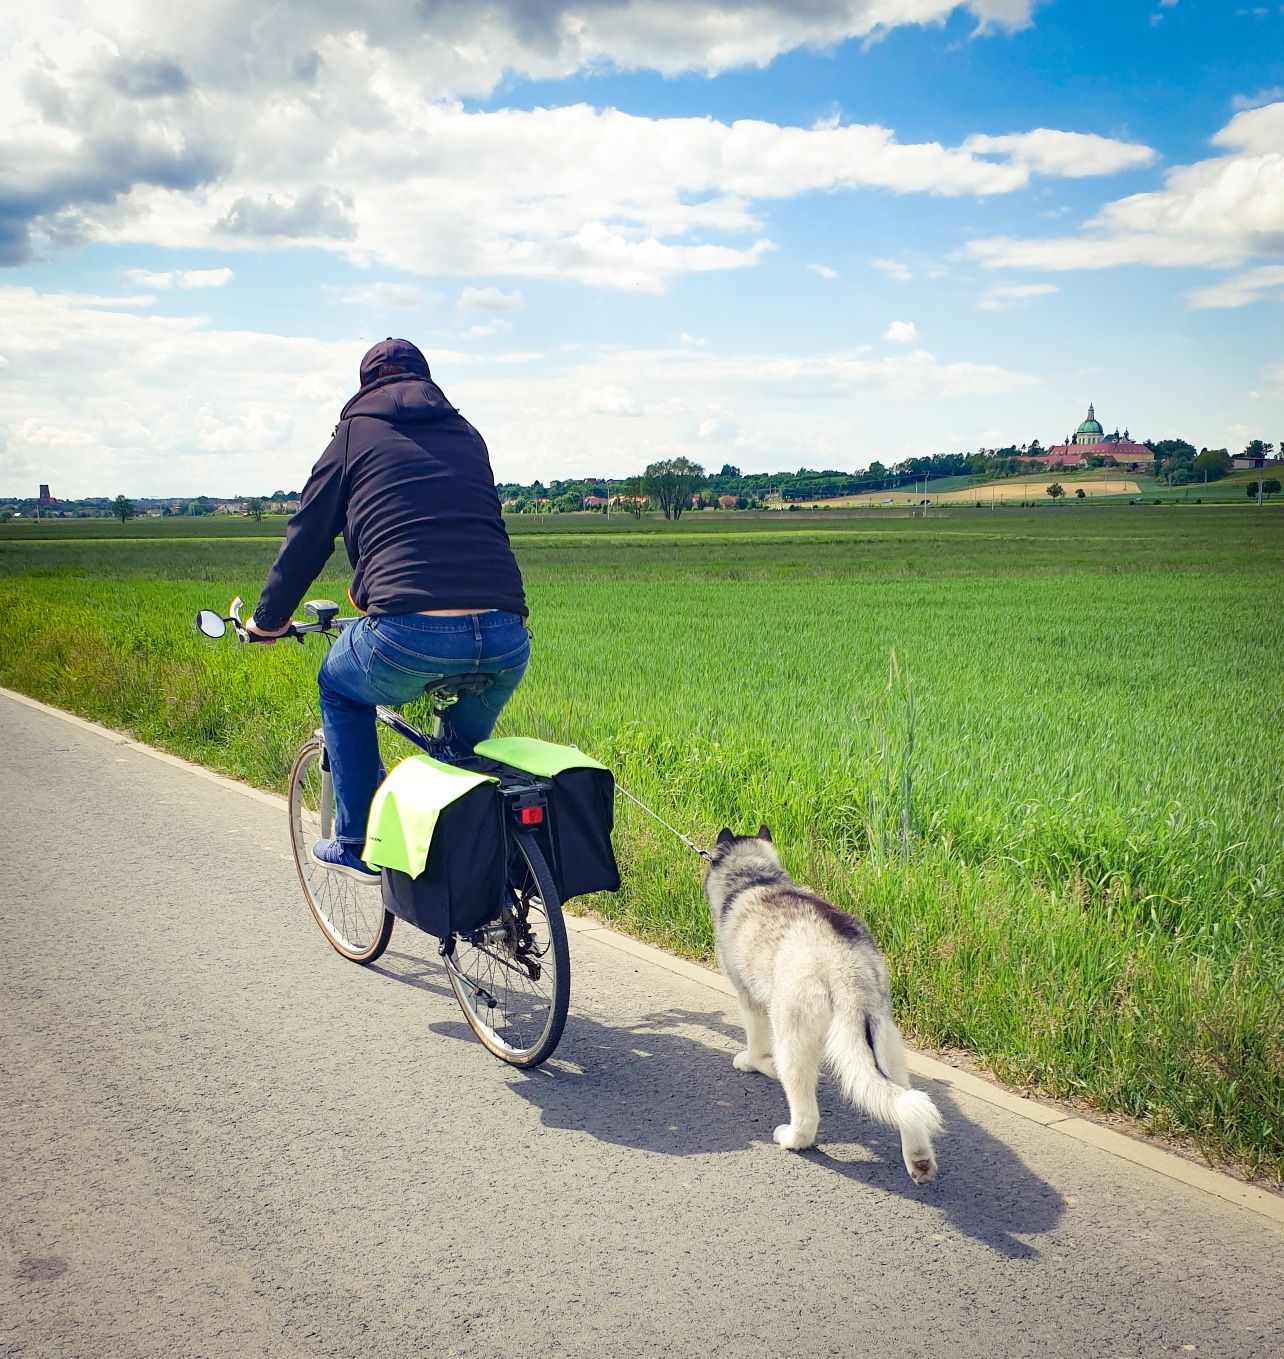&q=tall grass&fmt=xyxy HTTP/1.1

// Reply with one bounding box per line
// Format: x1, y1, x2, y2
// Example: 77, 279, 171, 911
1, 507, 1281, 1178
